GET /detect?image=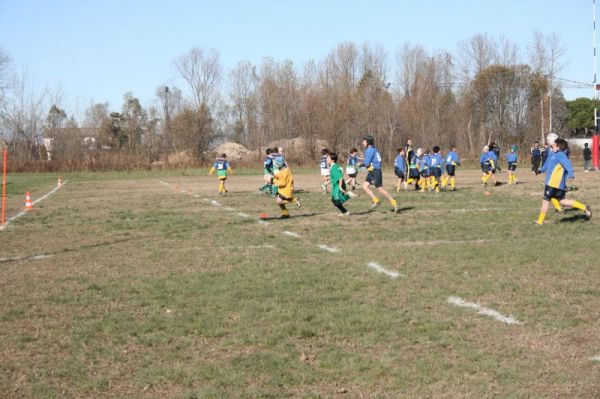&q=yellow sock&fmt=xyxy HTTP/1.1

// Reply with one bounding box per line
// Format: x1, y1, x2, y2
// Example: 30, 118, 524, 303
442, 176, 449, 187
407, 178, 413, 185
571, 201, 586, 211
450, 177, 455, 189
537, 210, 547, 225
218, 181, 224, 193
373, 196, 380, 204
483, 174, 489, 183
551, 198, 562, 212
390, 199, 397, 207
